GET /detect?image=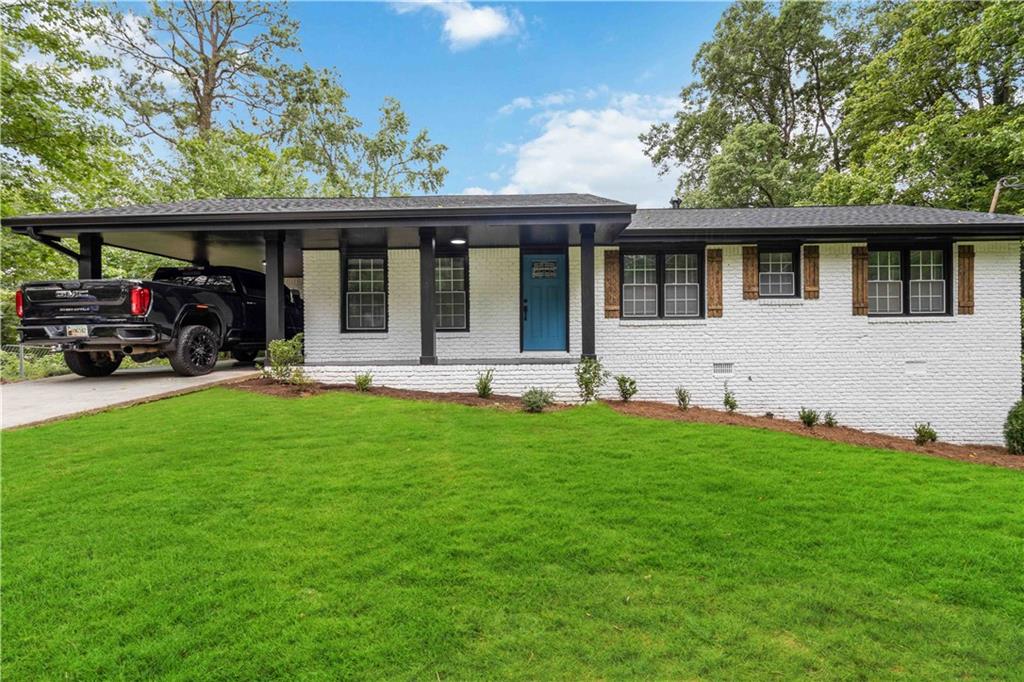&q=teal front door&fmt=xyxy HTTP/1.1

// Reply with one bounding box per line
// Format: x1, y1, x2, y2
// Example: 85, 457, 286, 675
521, 253, 567, 351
